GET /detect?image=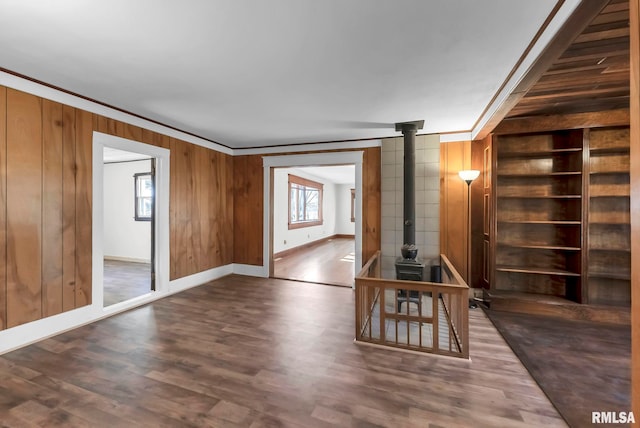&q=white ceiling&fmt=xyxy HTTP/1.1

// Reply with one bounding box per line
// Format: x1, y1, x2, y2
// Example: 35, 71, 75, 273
292, 165, 355, 185
103, 147, 151, 163
0, 0, 565, 149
